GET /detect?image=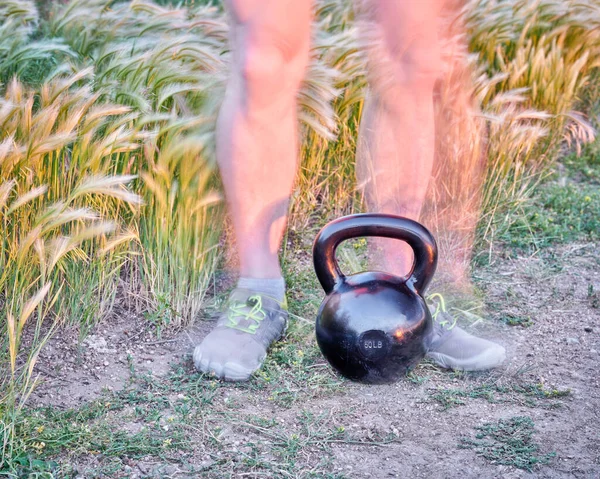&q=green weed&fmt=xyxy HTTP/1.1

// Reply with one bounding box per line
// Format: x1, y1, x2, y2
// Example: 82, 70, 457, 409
459, 416, 555, 472
431, 382, 570, 410
501, 182, 600, 250
498, 314, 533, 327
